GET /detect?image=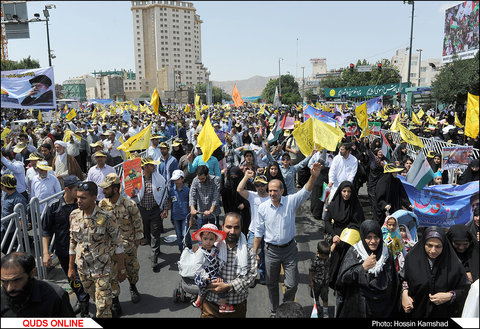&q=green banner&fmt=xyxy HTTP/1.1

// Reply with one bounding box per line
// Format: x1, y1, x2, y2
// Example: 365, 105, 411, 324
325, 83, 409, 98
